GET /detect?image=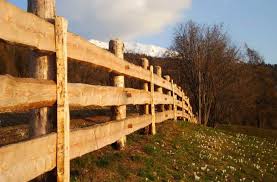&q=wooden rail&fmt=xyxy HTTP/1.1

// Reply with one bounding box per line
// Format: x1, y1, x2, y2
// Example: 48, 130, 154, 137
0, 75, 177, 112
0, 1, 197, 181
